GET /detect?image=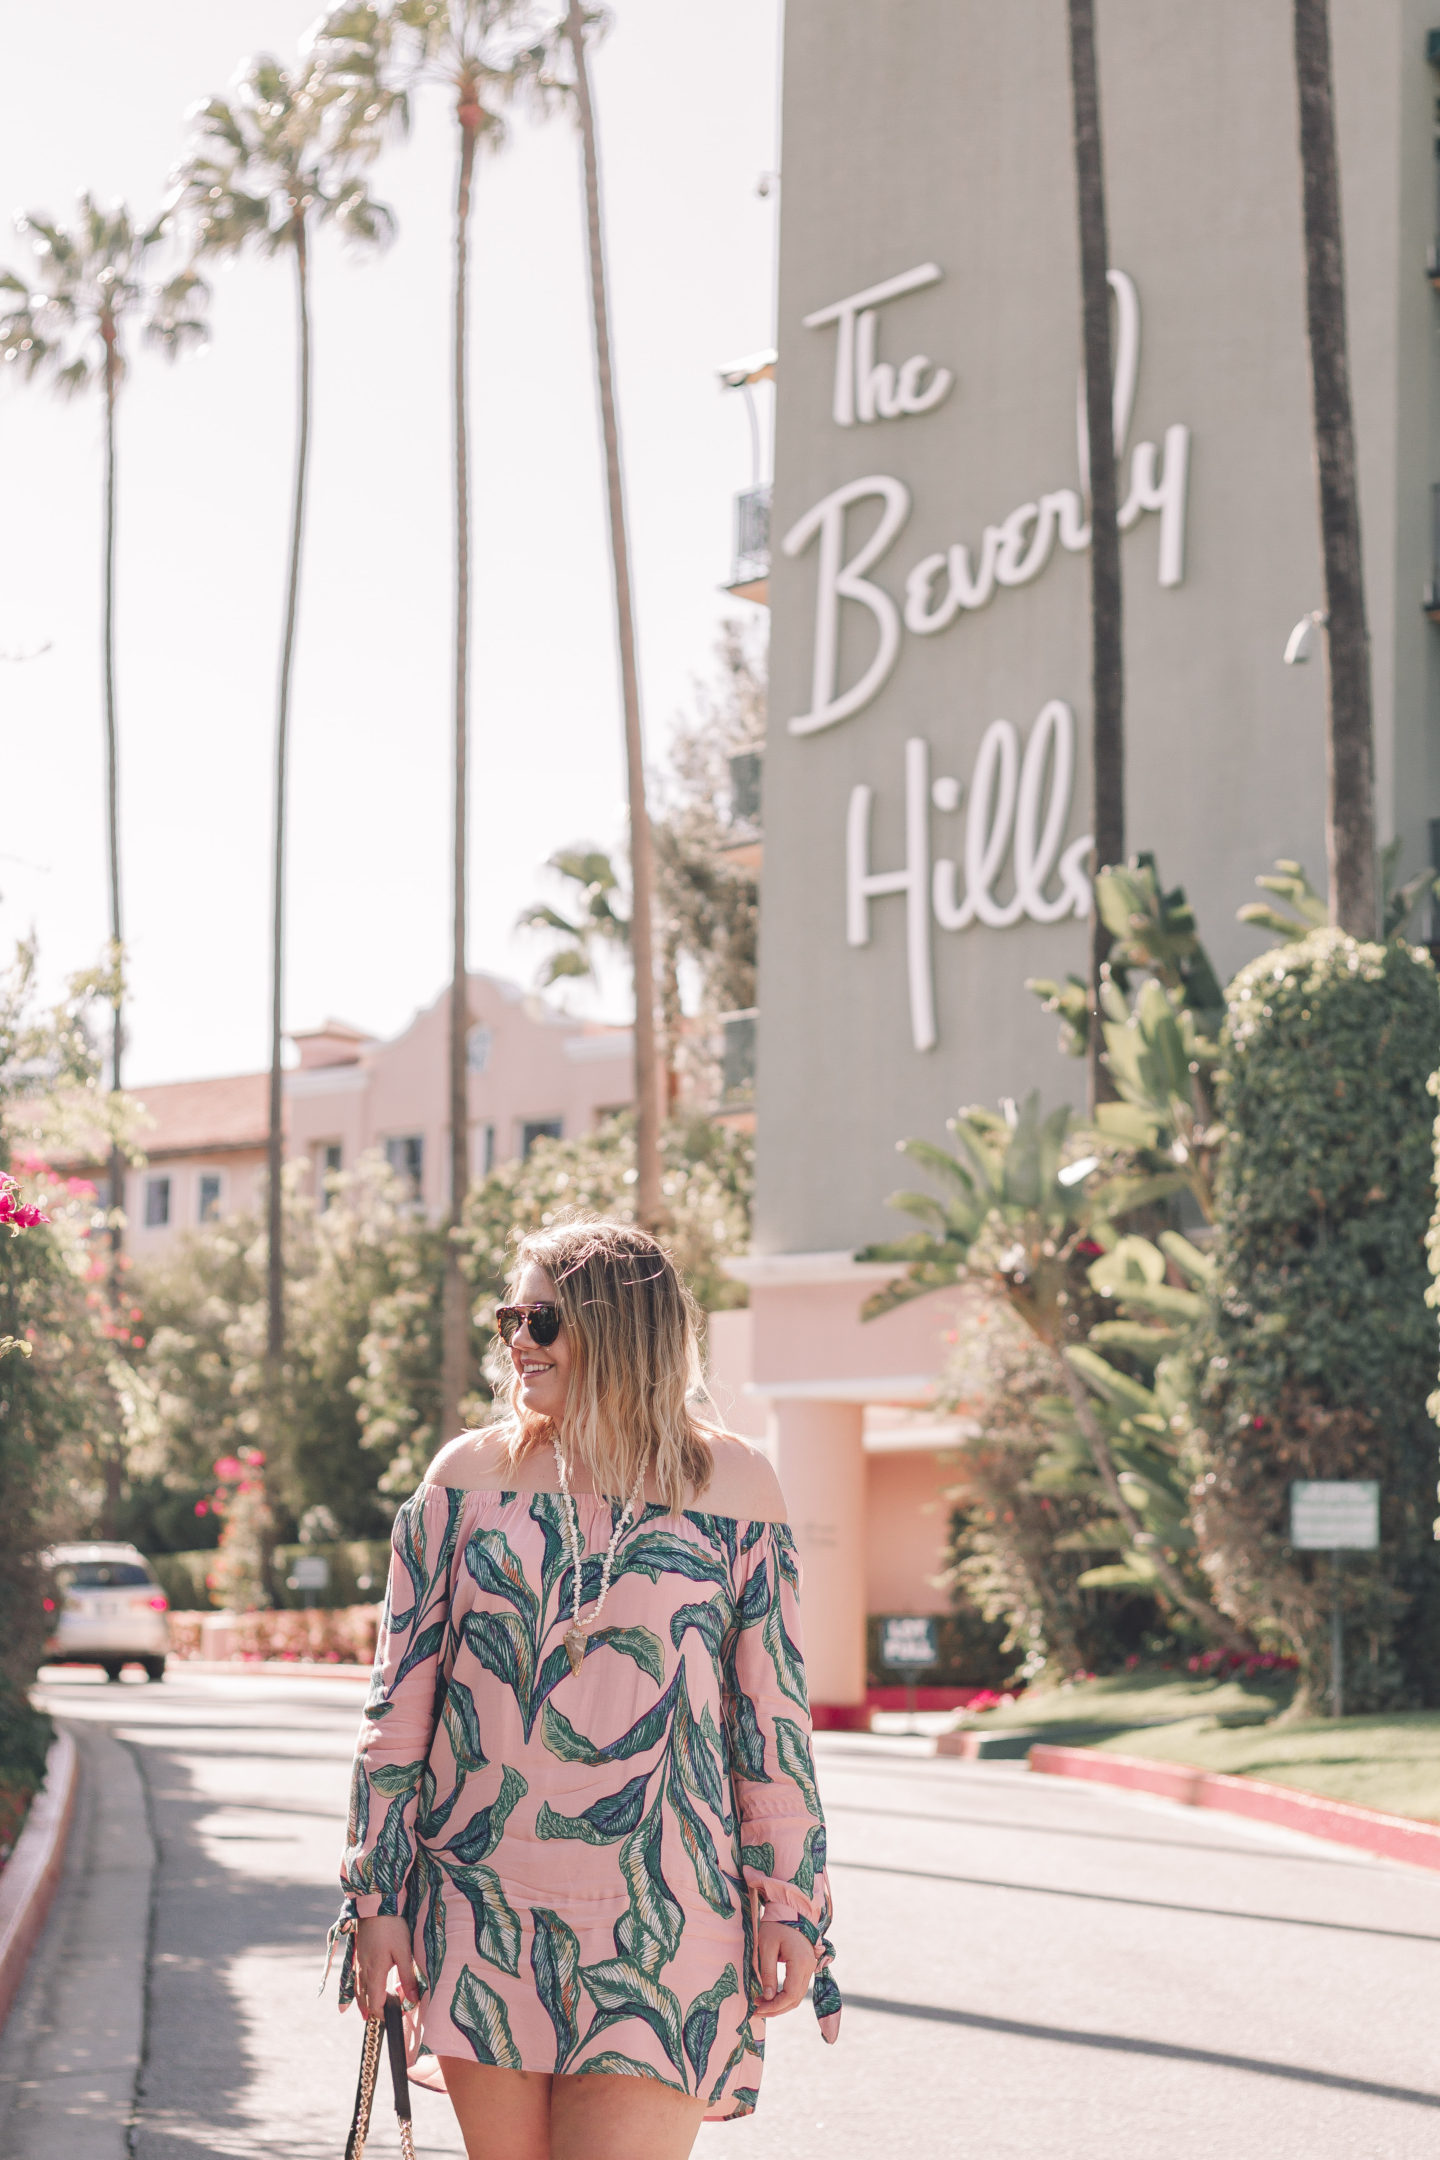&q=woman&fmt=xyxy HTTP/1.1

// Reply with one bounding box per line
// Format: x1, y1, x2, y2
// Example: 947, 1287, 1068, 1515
332, 1220, 839, 2160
